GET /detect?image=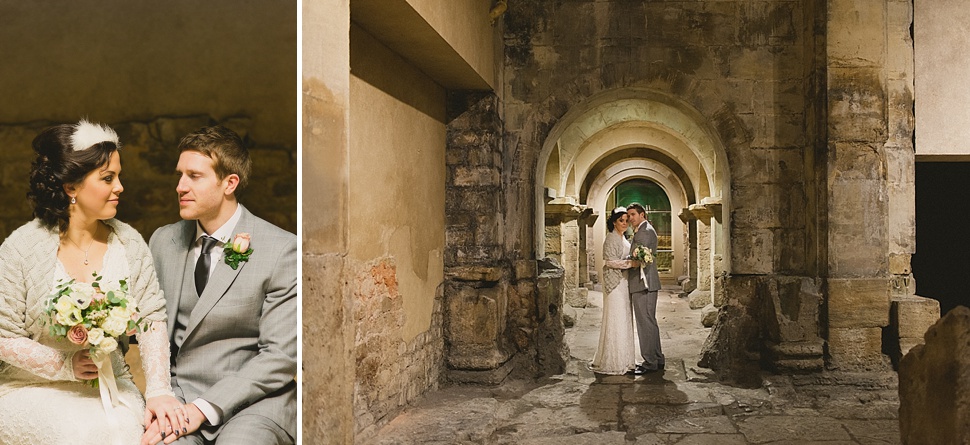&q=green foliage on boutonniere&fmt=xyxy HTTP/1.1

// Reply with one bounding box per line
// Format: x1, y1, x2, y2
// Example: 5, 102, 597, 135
223, 233, 253, 270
